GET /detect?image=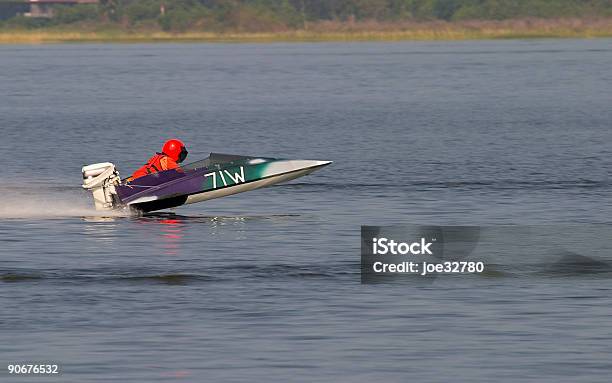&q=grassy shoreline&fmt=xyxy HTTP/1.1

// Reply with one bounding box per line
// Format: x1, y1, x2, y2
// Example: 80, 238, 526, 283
2, 18, 612, 43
